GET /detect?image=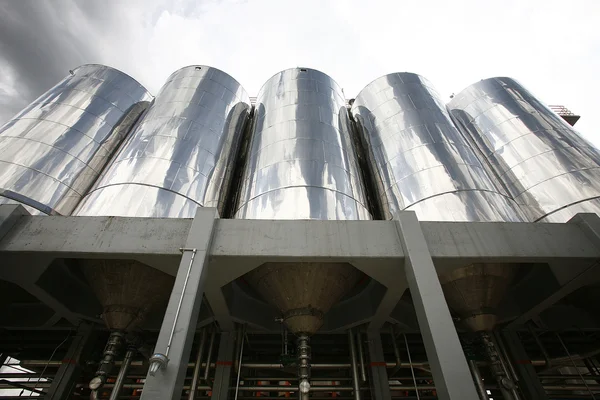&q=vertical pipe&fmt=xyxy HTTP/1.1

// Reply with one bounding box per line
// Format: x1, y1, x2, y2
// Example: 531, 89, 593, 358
491, 332, 521, 400
297, 335, 311, 400
556, 332, 597, 400
356, 331, 367, 383
403, 334, 420, 400
468, 359, 489, 400
189, 329, 207, 400
481, 332, 516, 400
528, 324, 551, 369
234, 327, 246, 400
204, 330, 216, 381
390, 327, 402, 377
493, 331, 519, 384
109, 347, 135, 400
89, 331, 124, 391
348, 329, 361, 400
